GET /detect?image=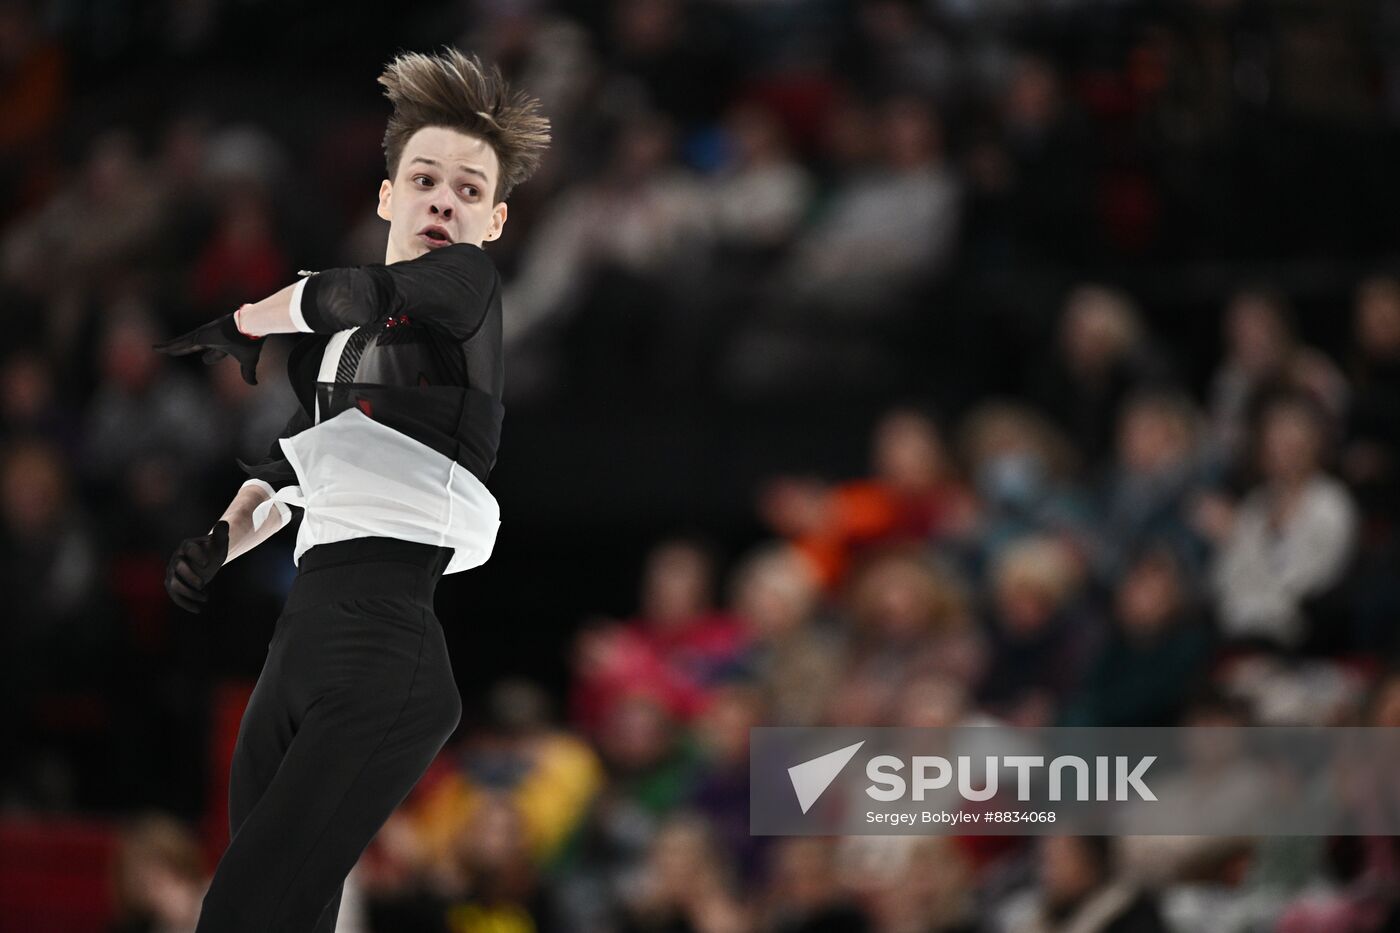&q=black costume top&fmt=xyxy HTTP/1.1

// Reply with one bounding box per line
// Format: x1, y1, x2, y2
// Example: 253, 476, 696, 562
238, 242, 504, 491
